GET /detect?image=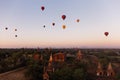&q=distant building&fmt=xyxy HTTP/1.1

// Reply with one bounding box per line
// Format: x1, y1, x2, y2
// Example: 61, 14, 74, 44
40, 54, 43, 61
66, 53, 75, 58
49, 54, 53, 63
96, 62, 116, 80
33, 53, 40, 61
27, 54, 32, 58
53, 52, 65, 62
76, 50, 83, 61
107, 62, 115, 77
43, 67, 49, 80
46, 54, 54, 73
96, 62, 103, 76
32, 53, 43, 62
43, 72, 49, 80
